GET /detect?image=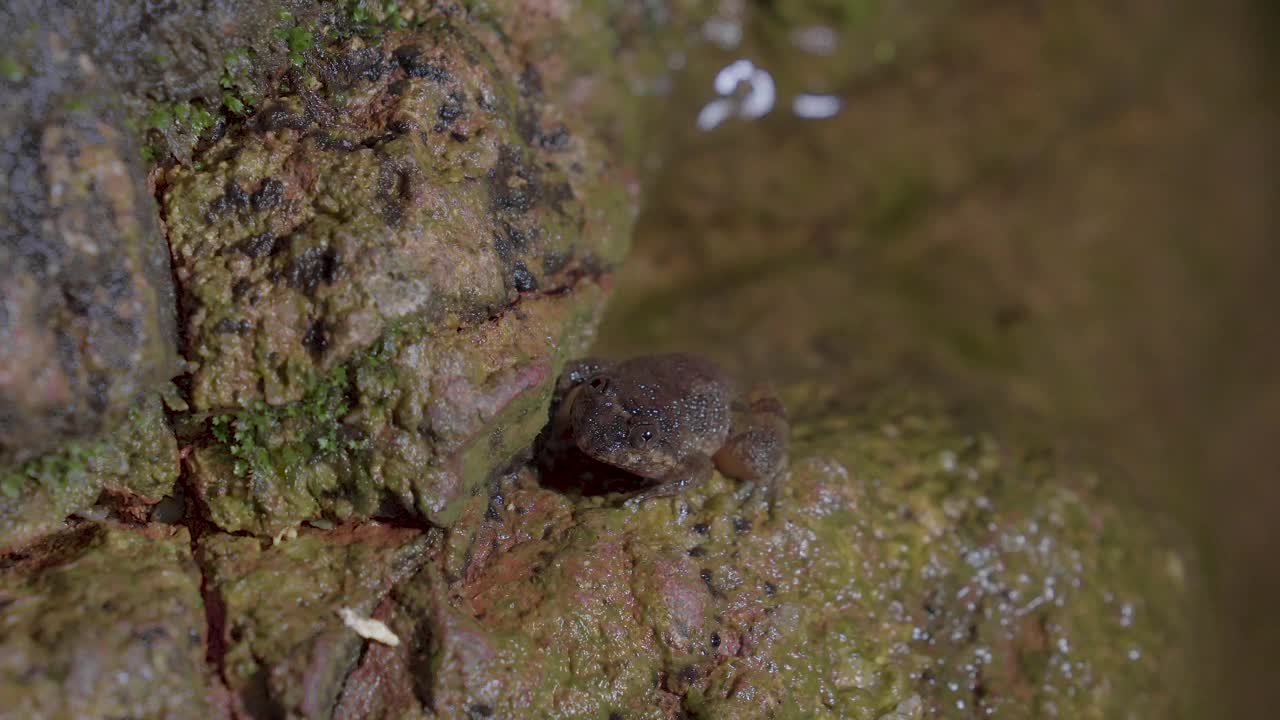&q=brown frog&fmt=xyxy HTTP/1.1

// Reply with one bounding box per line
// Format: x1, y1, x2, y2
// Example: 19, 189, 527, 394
547, 353, 788, 503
